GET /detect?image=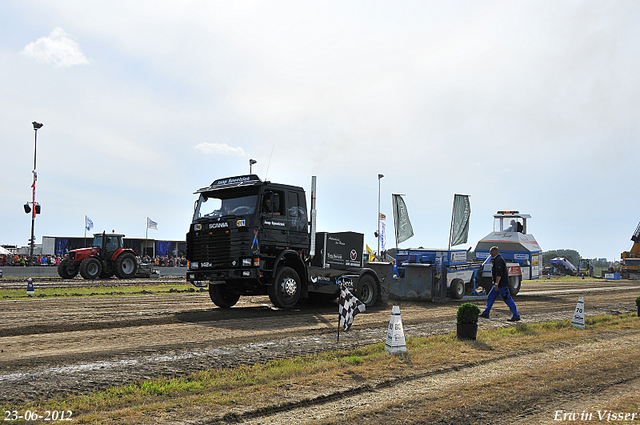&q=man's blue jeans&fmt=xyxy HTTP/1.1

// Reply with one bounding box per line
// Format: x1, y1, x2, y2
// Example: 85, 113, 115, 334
483, 286, 520, 318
